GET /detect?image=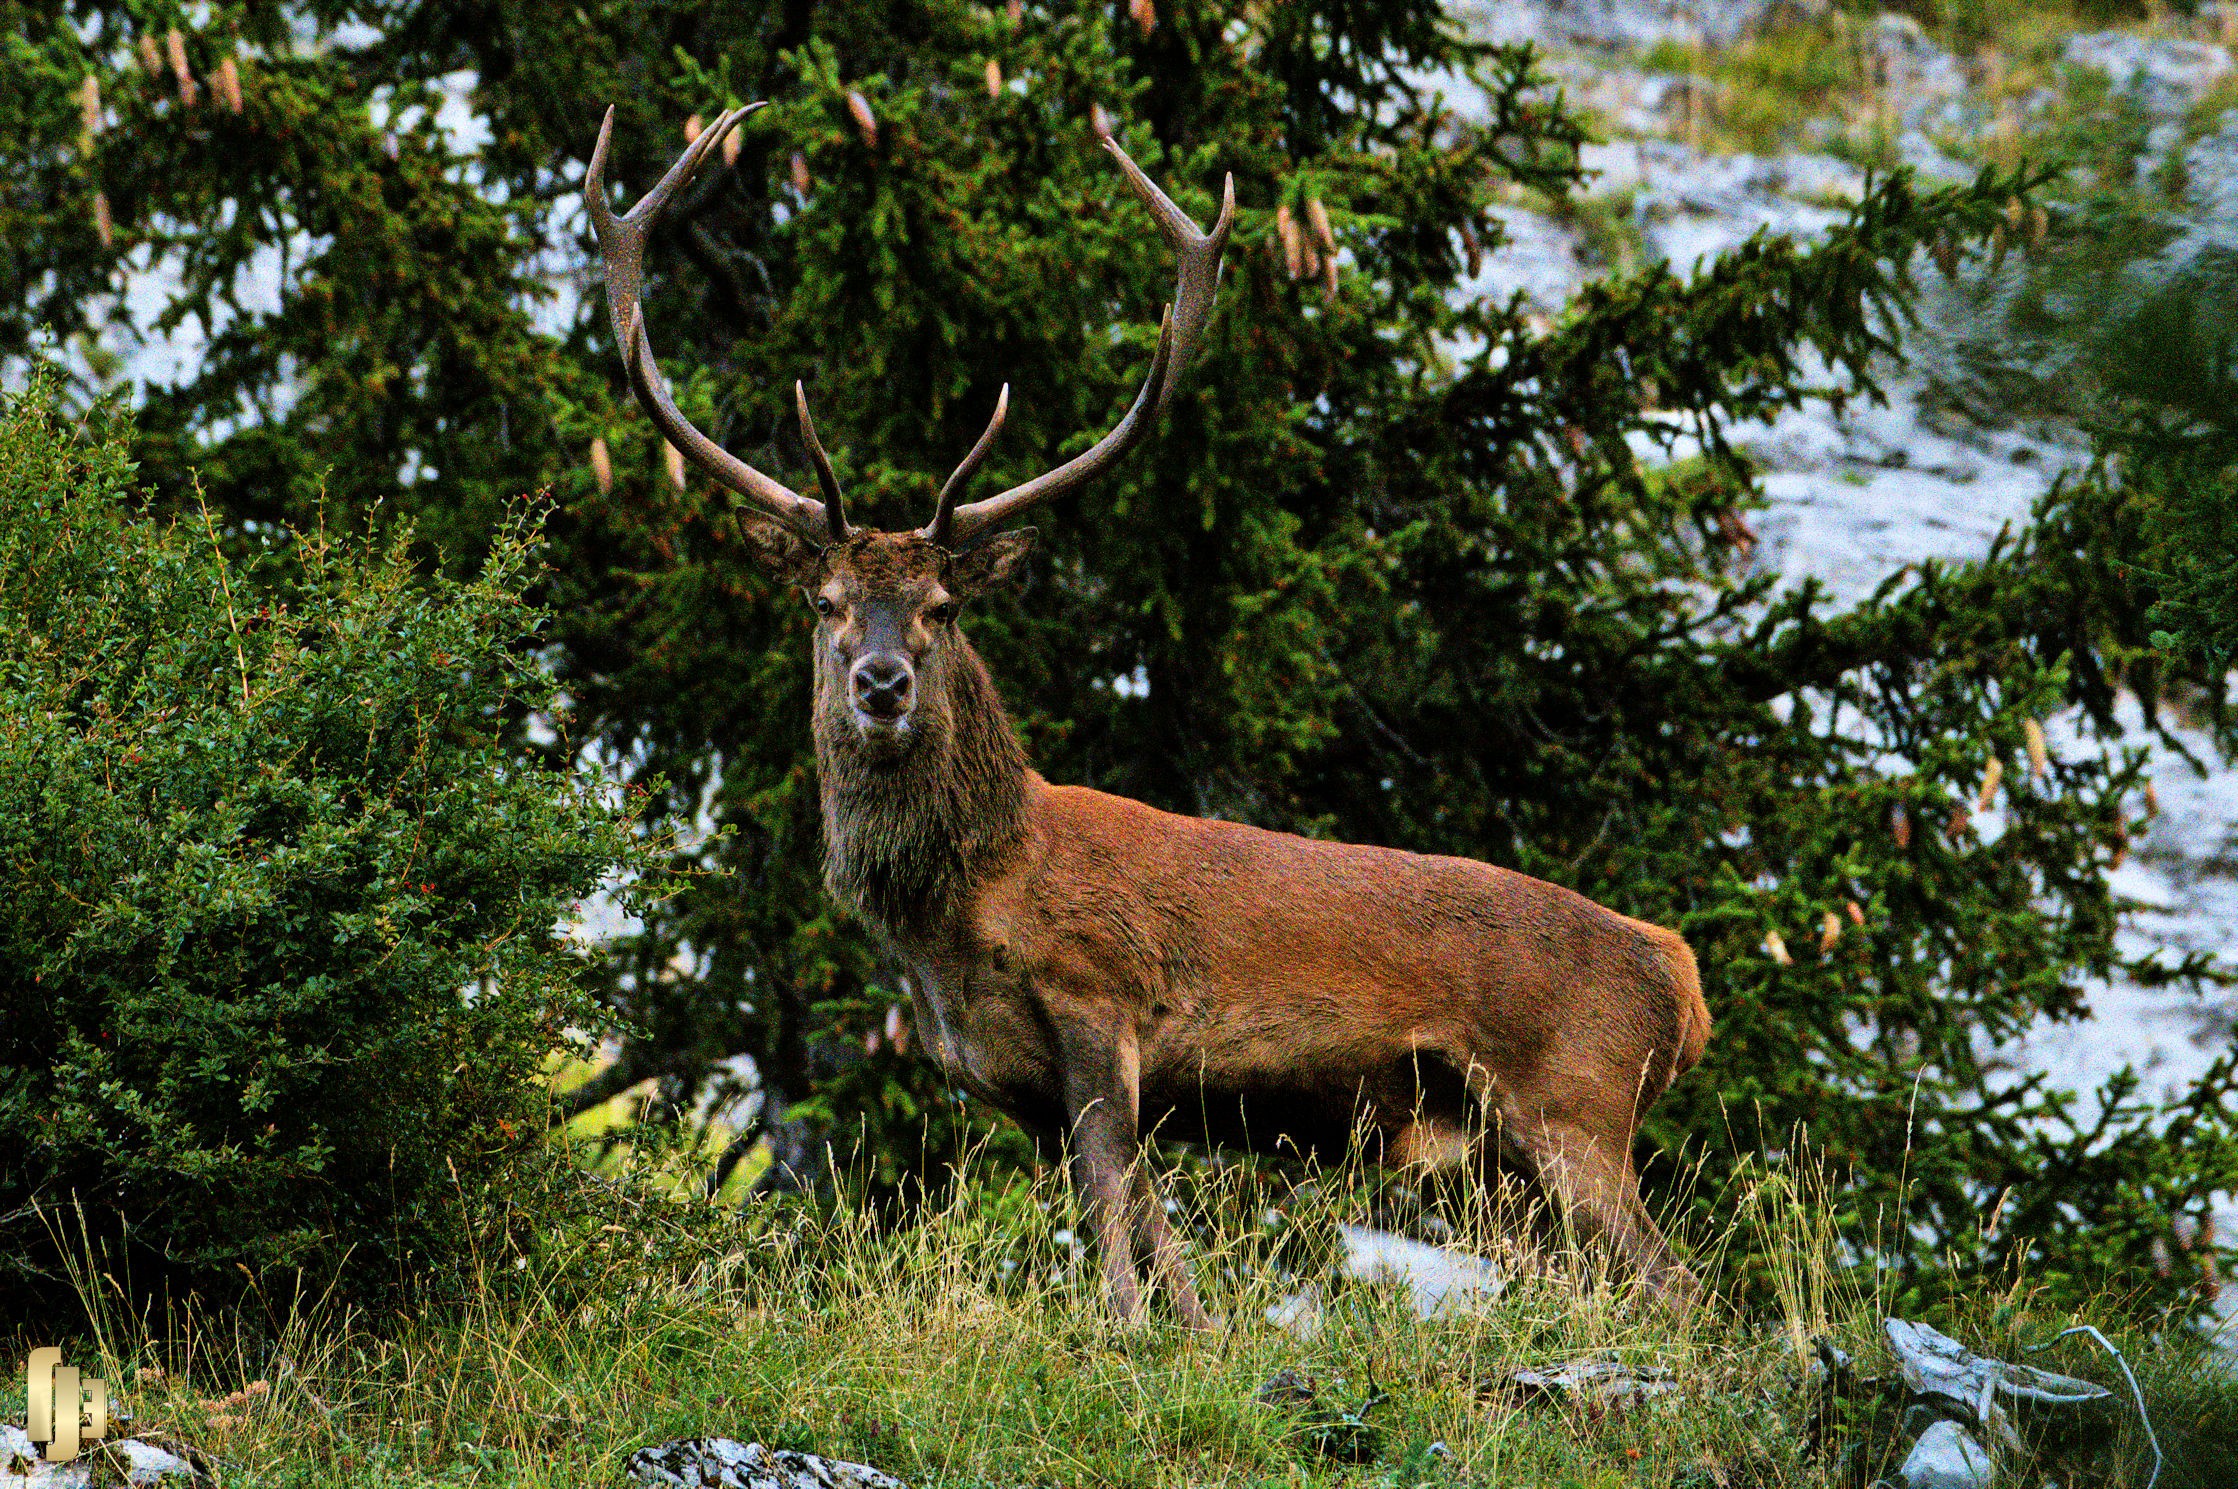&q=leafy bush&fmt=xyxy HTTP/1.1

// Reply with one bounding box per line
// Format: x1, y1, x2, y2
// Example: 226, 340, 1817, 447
0, 380, 663, 1309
